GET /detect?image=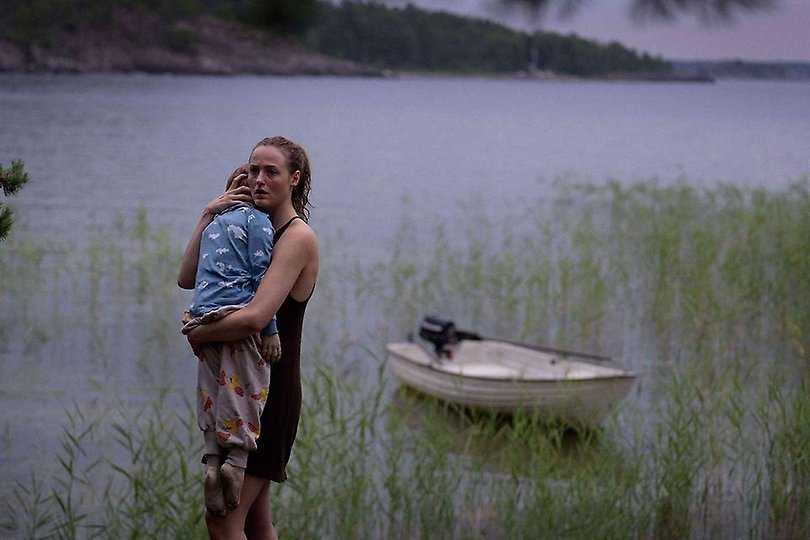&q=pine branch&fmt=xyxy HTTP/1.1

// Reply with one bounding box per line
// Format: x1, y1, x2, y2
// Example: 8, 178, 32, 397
0, 160, 30, 241
0, 160, 30, 196
0, 206, 14, 241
